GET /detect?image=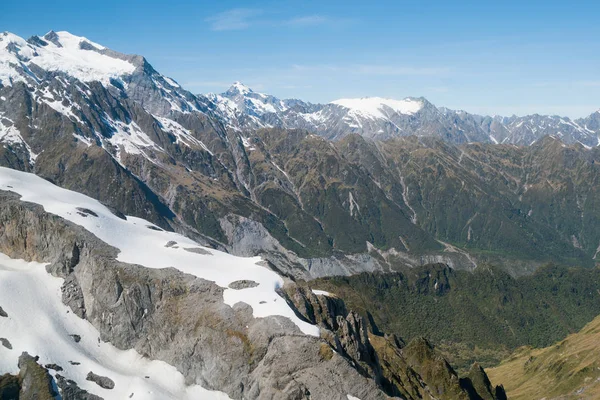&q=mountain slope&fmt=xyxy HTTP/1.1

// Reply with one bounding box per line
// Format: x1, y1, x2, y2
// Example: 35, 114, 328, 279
0, 167, 504, 400
487, 314, 600, 400
311, 262, 600, 371
1, 30, 599, 279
